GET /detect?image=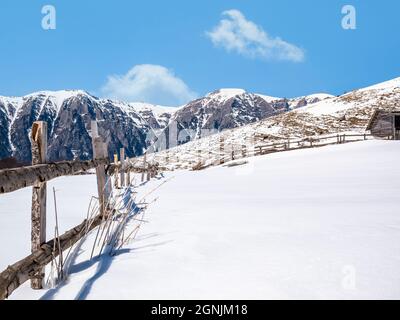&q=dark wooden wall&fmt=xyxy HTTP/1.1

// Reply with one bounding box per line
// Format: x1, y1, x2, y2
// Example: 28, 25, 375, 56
370, 113, 394, 138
